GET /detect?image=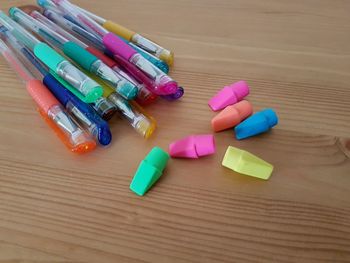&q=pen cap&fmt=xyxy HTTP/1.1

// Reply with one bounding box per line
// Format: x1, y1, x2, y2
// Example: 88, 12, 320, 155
145, 147, 170, 172
103, 33, 136, 60
26, 79, 59, 112
209, 81, 250, 111
34, 42, 65, 71
262, 109, 278, 127
63, 41, 97, 71
211, 100, 253, 132
103, 21, 135, 41
193, 135, 216, 157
